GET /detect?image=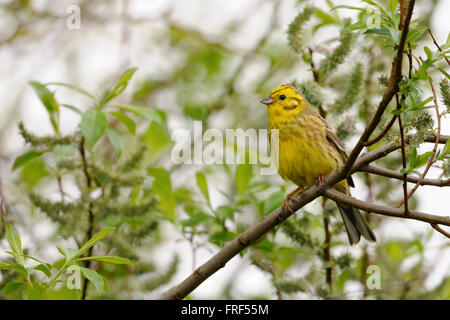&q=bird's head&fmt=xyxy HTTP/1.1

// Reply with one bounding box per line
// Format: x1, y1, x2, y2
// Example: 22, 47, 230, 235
261, 84, 308, 119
